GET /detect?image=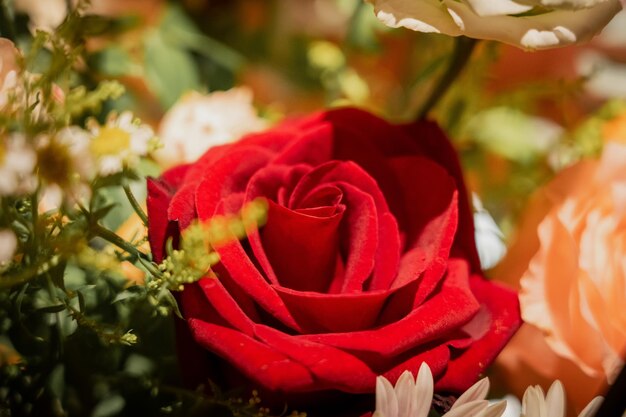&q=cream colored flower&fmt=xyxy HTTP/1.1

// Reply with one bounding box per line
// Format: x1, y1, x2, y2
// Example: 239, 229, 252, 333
0, 133, 37, 196
88, 112, 155, 175
154, 88, 266, 168
374, 363, 507, 417
0, 229, 18, 264
520, 381, 602, 417
369, 0, 622, 50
